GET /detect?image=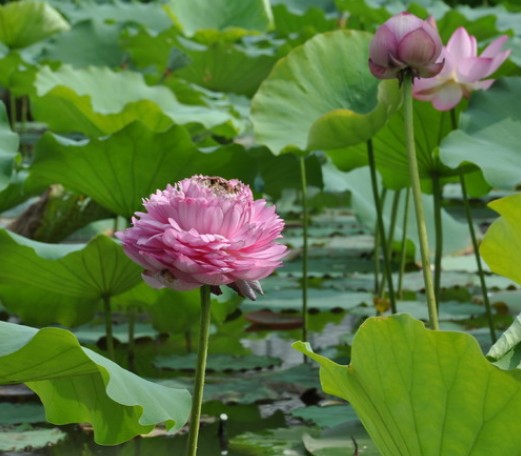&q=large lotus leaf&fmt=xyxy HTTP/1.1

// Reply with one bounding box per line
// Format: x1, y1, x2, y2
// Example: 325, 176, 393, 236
42, 20, 125, 68
0, 229, 141, 299
327, 96, 490, 196
0, 285, 98, 327
0, 321, 191, 445
28, 122, 197, 218
165, 0, 273, 36
439, 78, 521, 191
324, 164, 471, 259
294, 313, 521, 456
30, 65, 240, 137
251, 30, 400, 155
175, 38, 278, 97
480, 193, 521, 287
0, 1, 69, 49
